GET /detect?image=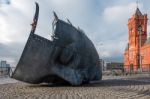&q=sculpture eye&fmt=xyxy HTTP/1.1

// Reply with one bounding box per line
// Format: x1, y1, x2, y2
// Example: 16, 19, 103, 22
58, 48, 73, 65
